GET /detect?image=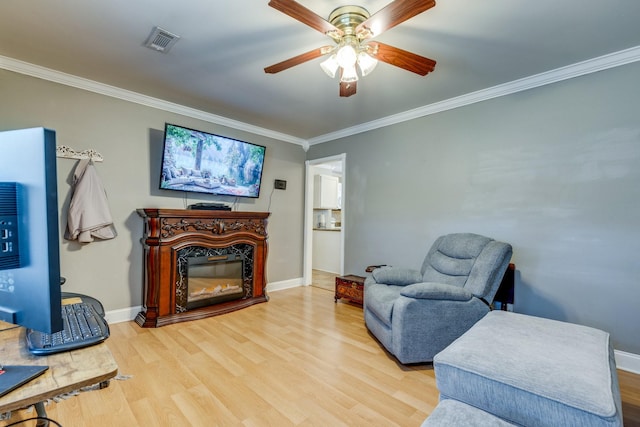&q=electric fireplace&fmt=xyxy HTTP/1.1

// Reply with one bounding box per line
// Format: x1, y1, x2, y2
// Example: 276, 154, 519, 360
186, 254, 243, 309
176, 245, 254, 312
136, 209, 269, 327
